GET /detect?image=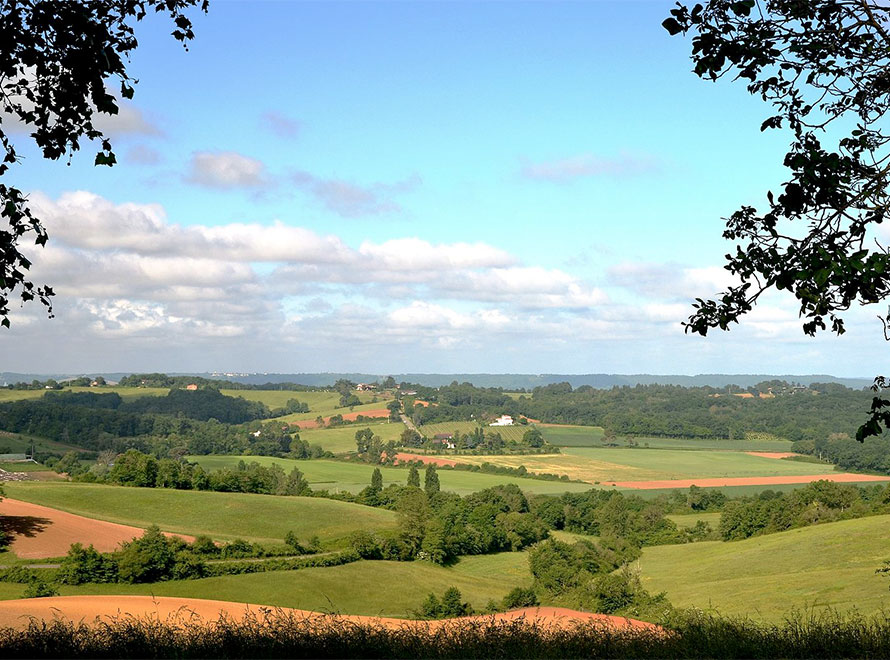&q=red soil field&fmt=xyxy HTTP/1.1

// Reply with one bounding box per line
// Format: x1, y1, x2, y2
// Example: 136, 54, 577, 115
393, 453, 459, 467
746, 451, 800, 459
290, 409, 390, 430
0, 499, 194, 559
0, 596, 659, 632
607, 473, 890, 490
